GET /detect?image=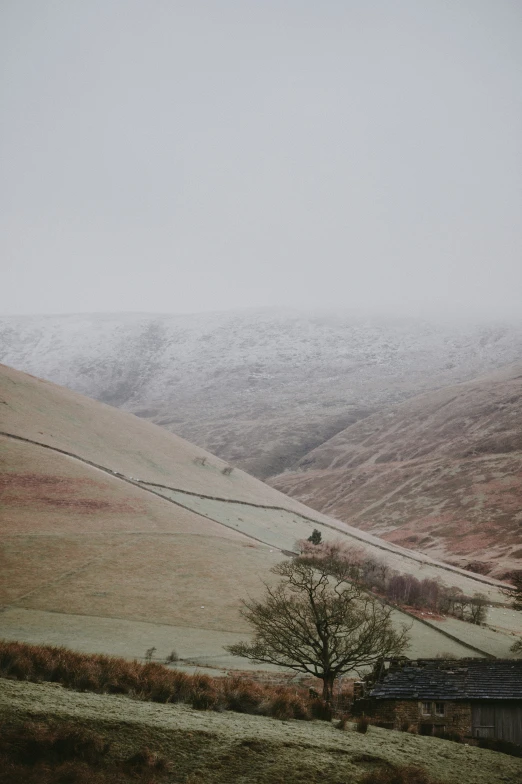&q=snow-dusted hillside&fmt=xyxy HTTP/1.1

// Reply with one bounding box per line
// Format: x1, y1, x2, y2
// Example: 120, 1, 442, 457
1, 309, 522, 477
